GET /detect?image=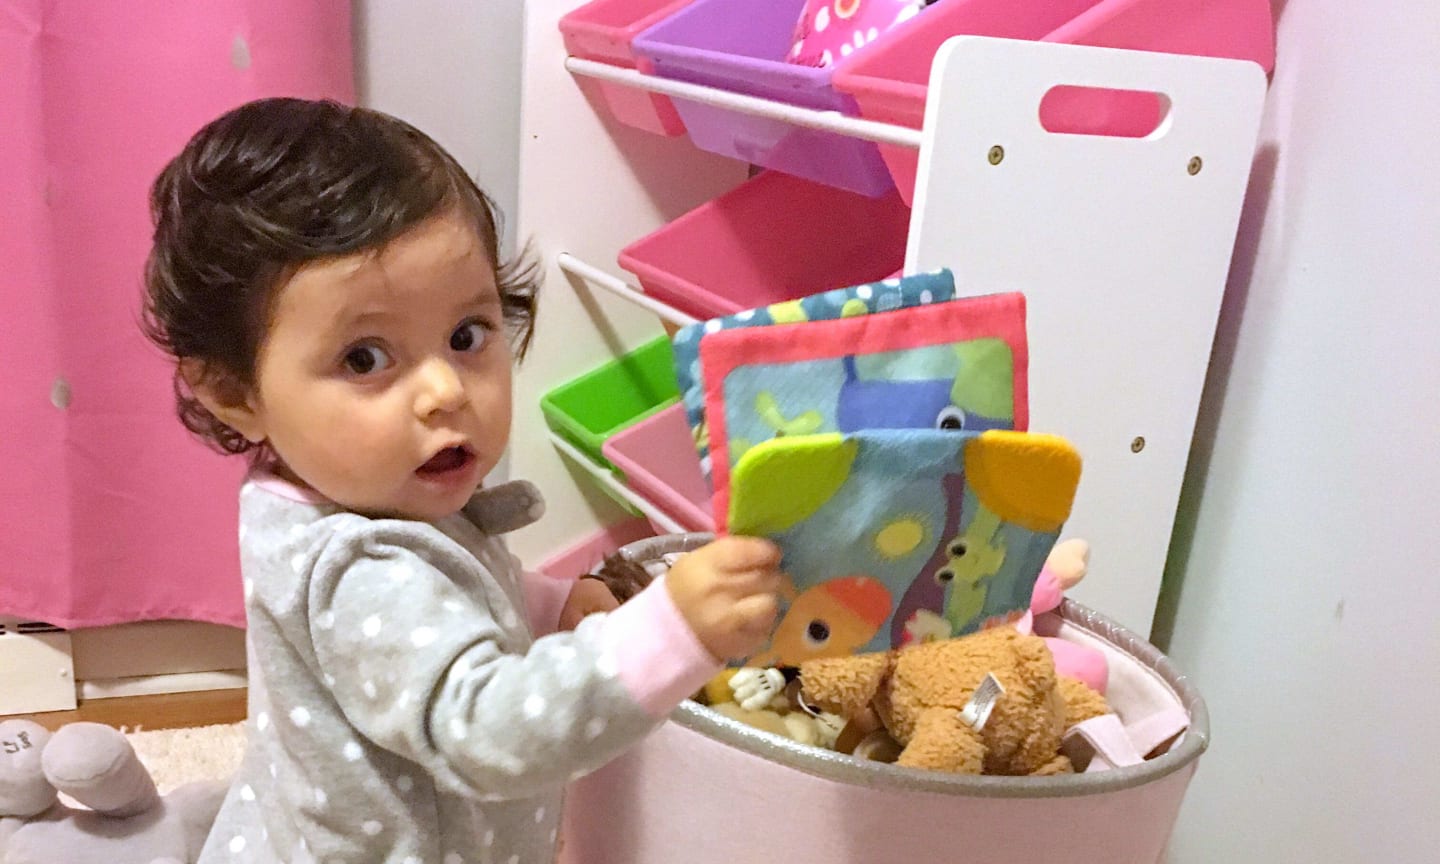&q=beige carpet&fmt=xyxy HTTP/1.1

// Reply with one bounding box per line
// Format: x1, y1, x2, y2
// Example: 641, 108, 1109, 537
123, 723, 246, 793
